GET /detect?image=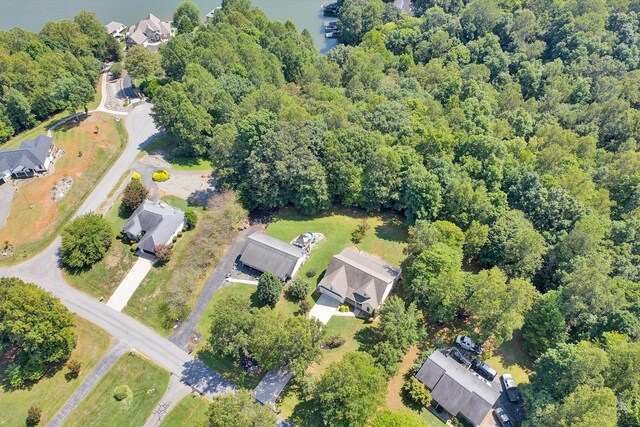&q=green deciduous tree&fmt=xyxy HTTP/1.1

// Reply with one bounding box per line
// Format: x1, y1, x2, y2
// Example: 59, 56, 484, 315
256, 271, 283, 307
121, 179, 148, 214
370, 409, 425, 427
208, 292, 253, 358
173, 1, 201, 35
125, 45, 161, 81
61, 213, 112, 269
205, 389, 277, 427
522, 290, 568, 358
